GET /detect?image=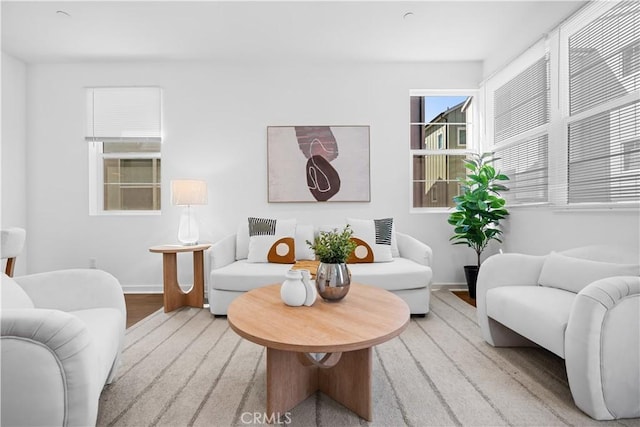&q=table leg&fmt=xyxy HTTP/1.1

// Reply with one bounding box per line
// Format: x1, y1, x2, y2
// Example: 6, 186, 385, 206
318, 347, 372, 421
265, 347, 372, 421
161, 251, 204, 312
186, 249, 204, 308
267, 348, 318, 417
